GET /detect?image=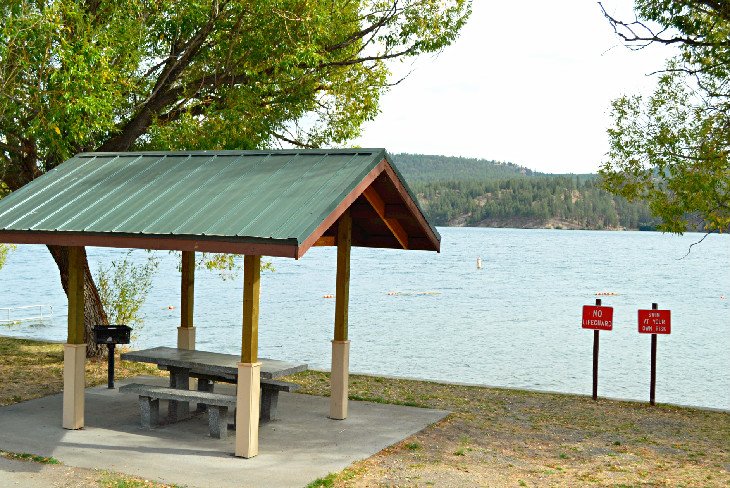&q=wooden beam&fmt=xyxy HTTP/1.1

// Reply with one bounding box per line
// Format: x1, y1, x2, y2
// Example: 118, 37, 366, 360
362, 186, 409, 249
181, 251, 195, 328
0, 231, 299, 258
241, 255, 261, 364
381, 162, 440, 252
314, 235, 336, 246
334, 211, 351, 342
67, 246, 85, 344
